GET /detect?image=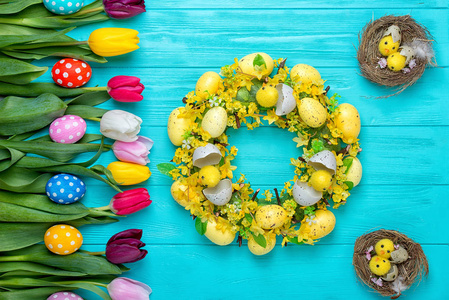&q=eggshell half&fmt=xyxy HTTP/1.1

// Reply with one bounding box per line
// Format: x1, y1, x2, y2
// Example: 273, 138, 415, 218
383, 25, 402, 44
192, 143, 222, 168
203, 179, 232, 206
292, 180, 322, 206
275, 83, 296, 116
308, 150, 337, 175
